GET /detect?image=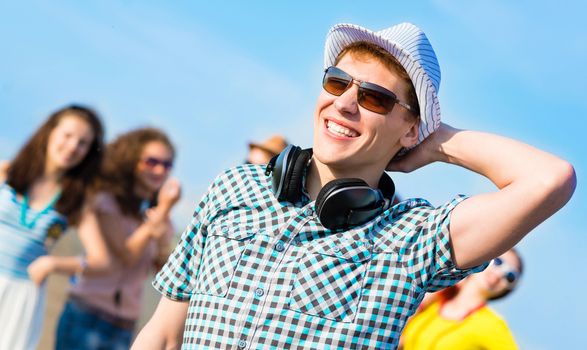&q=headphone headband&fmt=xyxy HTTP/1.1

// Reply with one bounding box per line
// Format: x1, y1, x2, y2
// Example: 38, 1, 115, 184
266, 144, 395, 230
